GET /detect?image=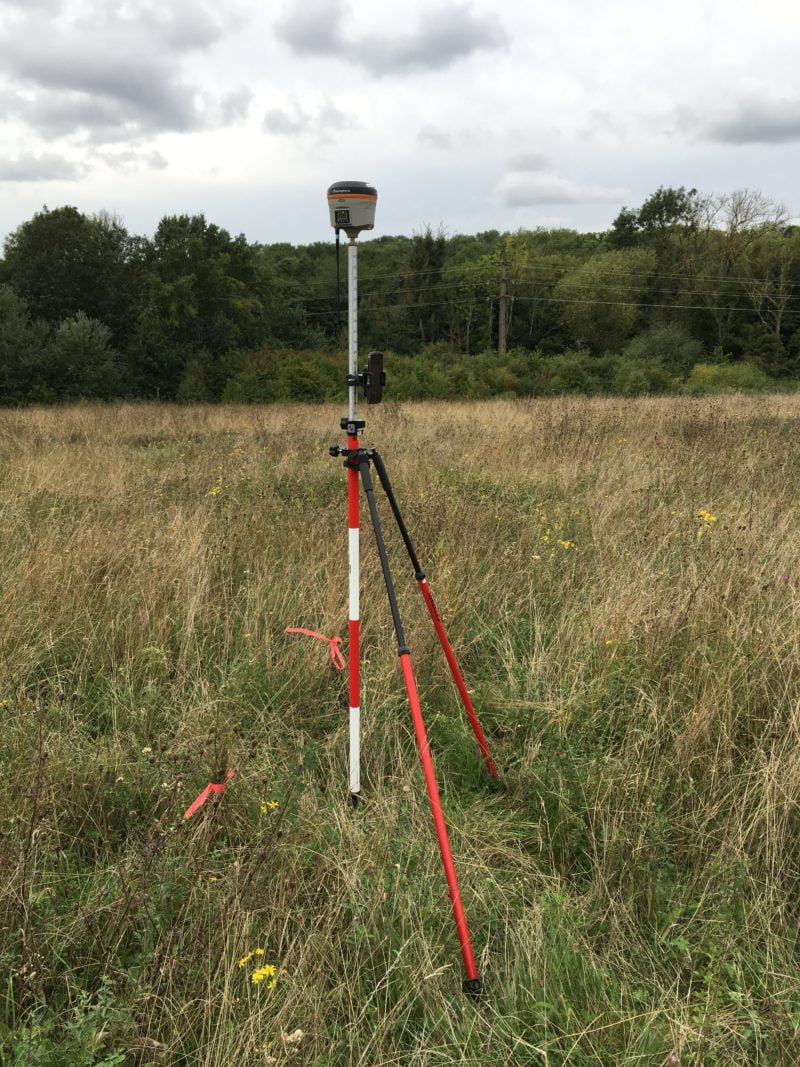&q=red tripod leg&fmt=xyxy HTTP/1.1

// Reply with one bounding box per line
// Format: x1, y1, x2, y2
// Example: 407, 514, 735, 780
369, 450, 498, 780
417, 580, 498, 780
357, 453, 482, 996
399, 651, 482, 994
